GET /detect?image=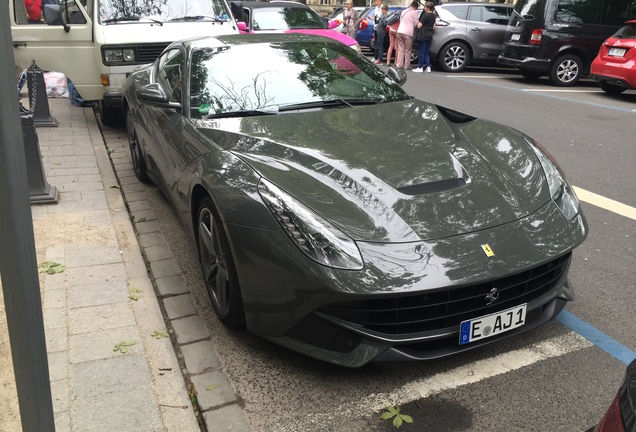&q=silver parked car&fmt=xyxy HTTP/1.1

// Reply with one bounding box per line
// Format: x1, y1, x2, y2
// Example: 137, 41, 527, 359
431, 3, 513, 72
